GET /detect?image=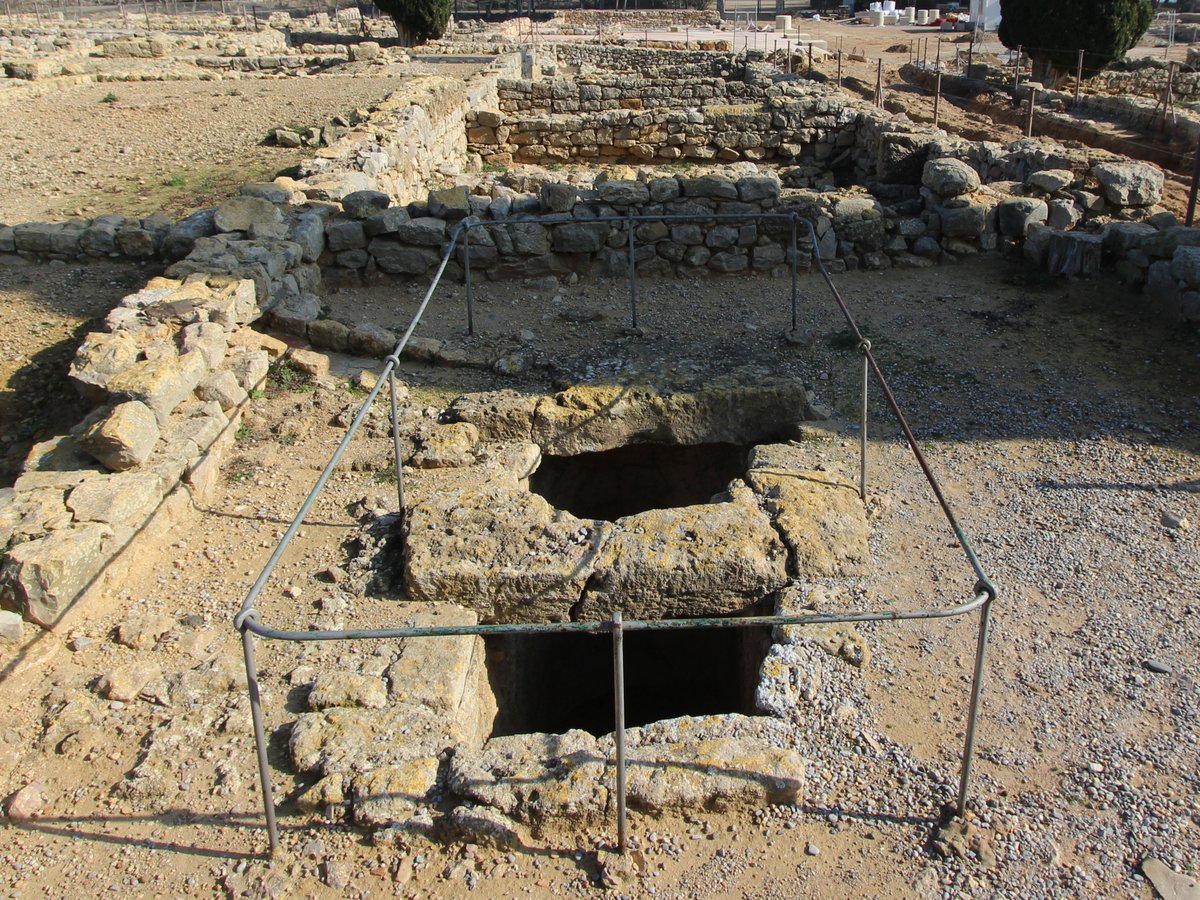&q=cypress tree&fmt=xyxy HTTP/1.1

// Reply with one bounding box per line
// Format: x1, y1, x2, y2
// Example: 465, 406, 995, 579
998, 0, 1154, 82
375, 0, 454, 45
